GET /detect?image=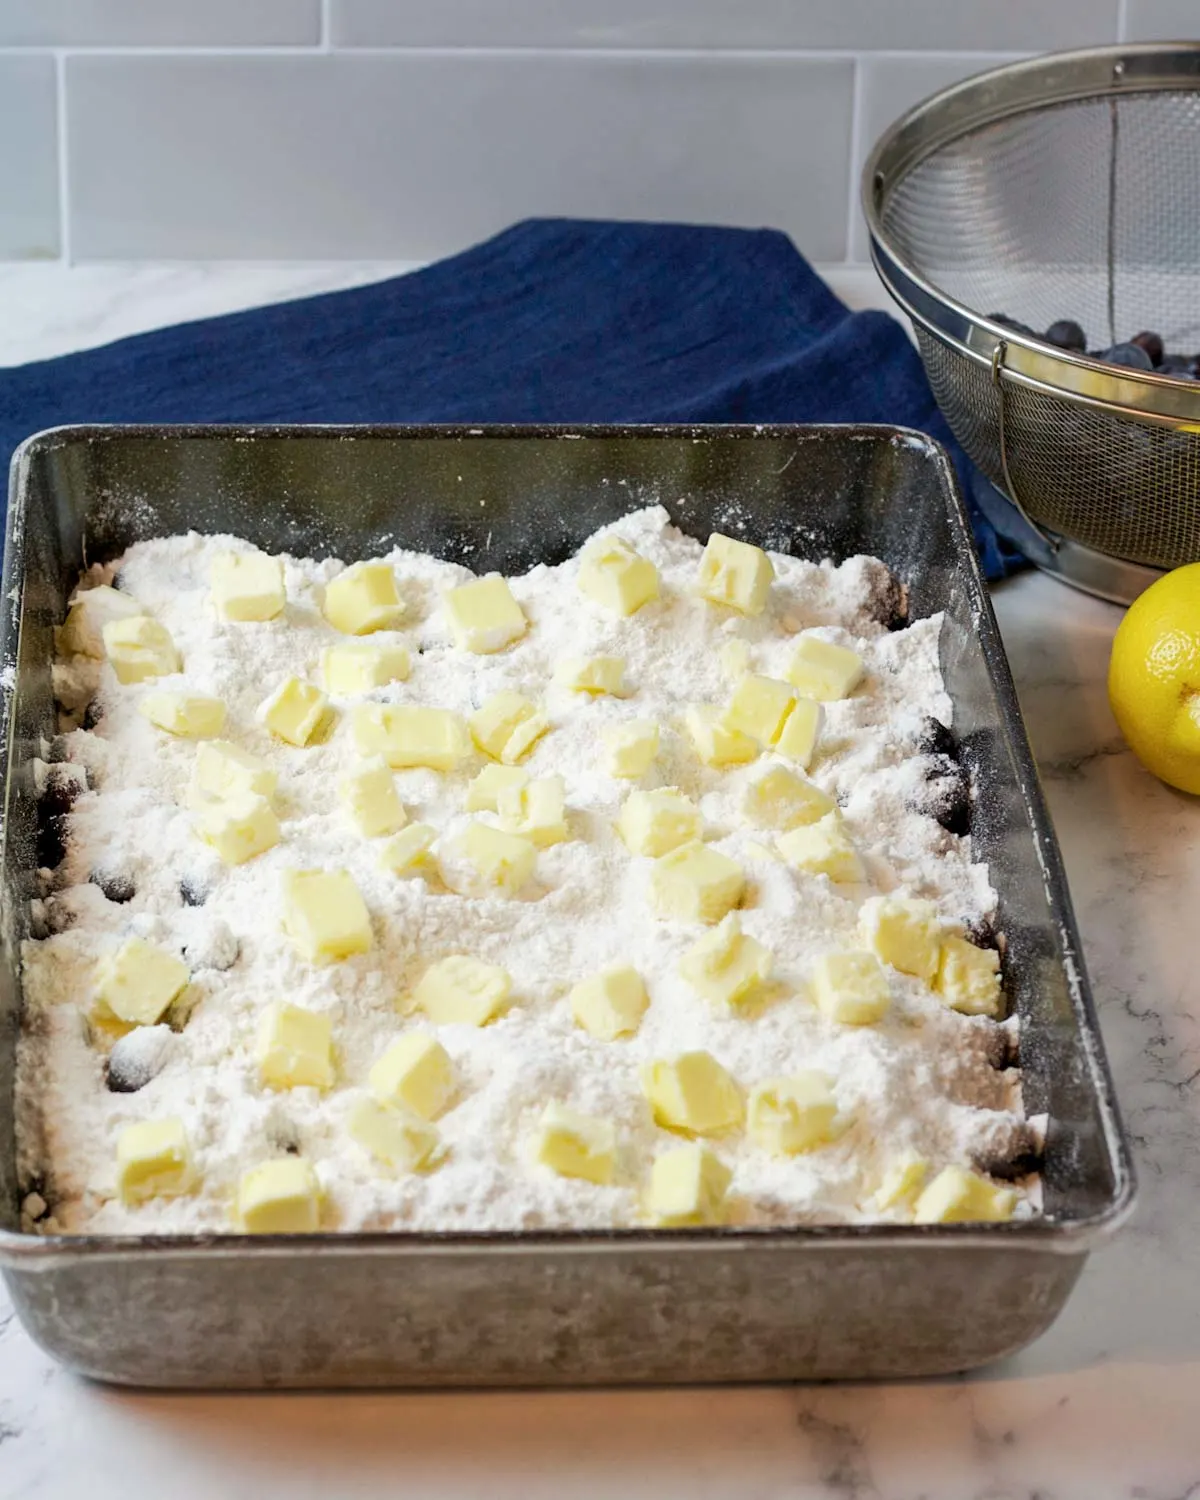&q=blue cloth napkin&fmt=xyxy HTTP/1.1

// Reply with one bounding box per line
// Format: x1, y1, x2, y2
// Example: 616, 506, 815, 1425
0, 218, 1024, 580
